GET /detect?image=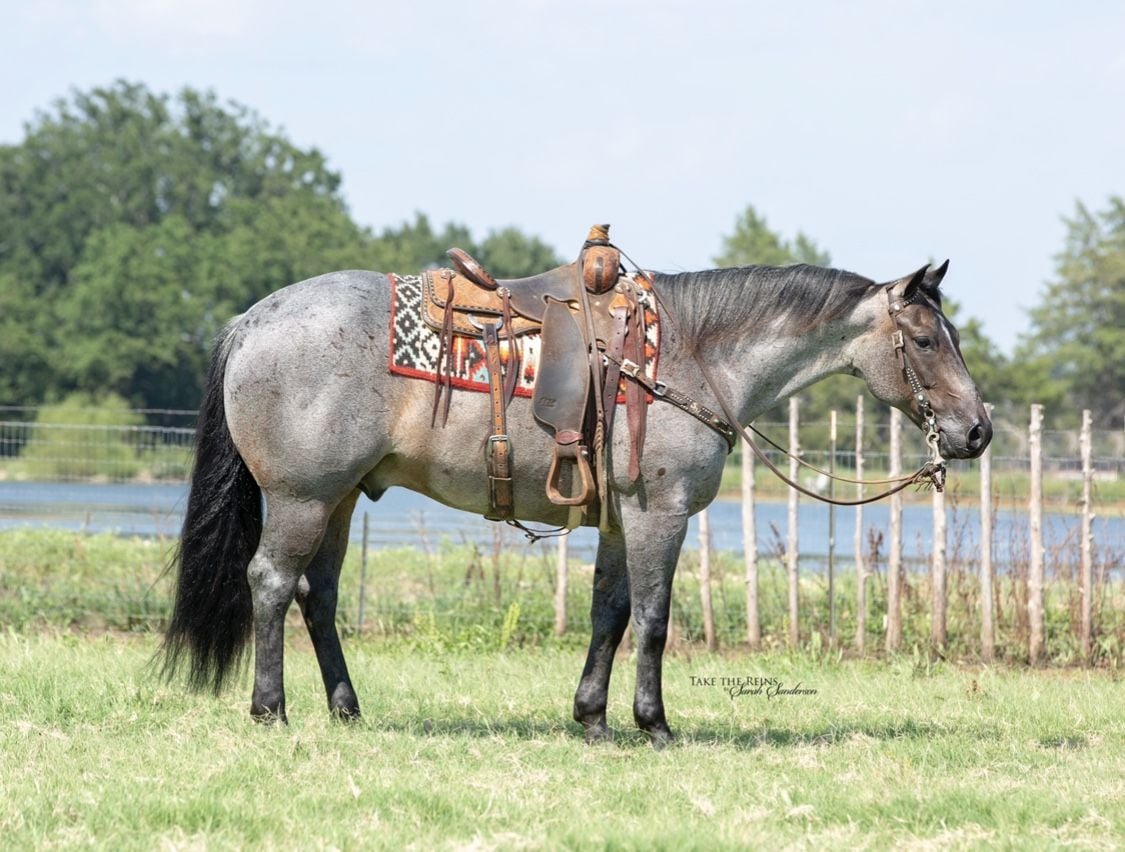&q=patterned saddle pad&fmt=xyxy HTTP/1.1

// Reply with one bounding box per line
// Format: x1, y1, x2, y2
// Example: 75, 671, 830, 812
388, 272, 659, 402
